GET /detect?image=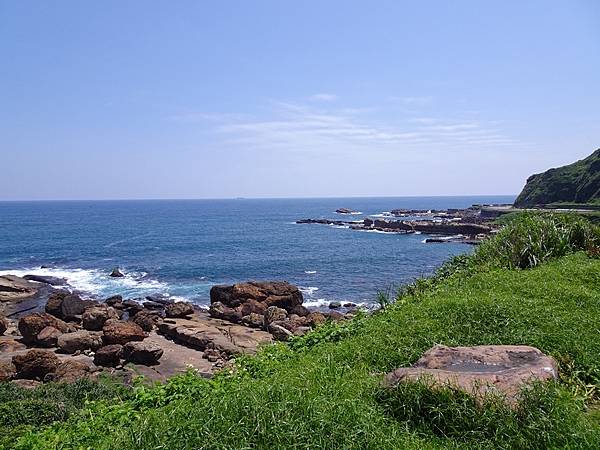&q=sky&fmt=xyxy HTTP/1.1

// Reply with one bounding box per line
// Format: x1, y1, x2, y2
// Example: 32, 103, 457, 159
1, 1, 599, 200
